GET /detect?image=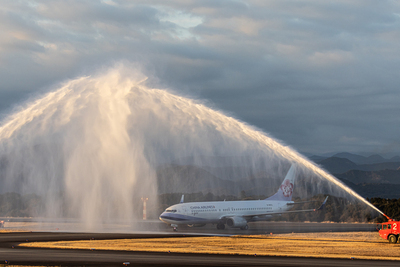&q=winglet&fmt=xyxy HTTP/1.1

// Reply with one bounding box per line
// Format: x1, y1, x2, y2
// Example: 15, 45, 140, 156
180, 195, 184, 203
317, 196, 328, 211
